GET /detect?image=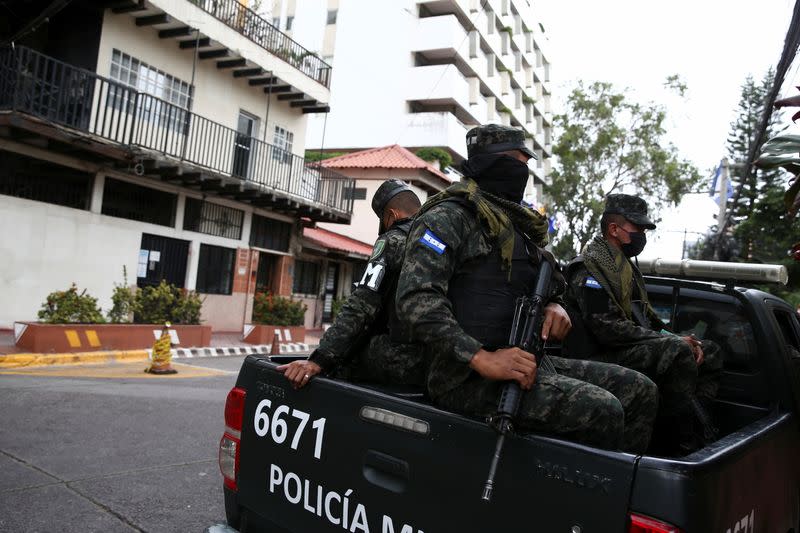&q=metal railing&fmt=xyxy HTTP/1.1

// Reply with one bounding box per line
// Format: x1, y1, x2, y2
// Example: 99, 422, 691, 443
0, 46, 353, 216
187, 0, 331, 87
